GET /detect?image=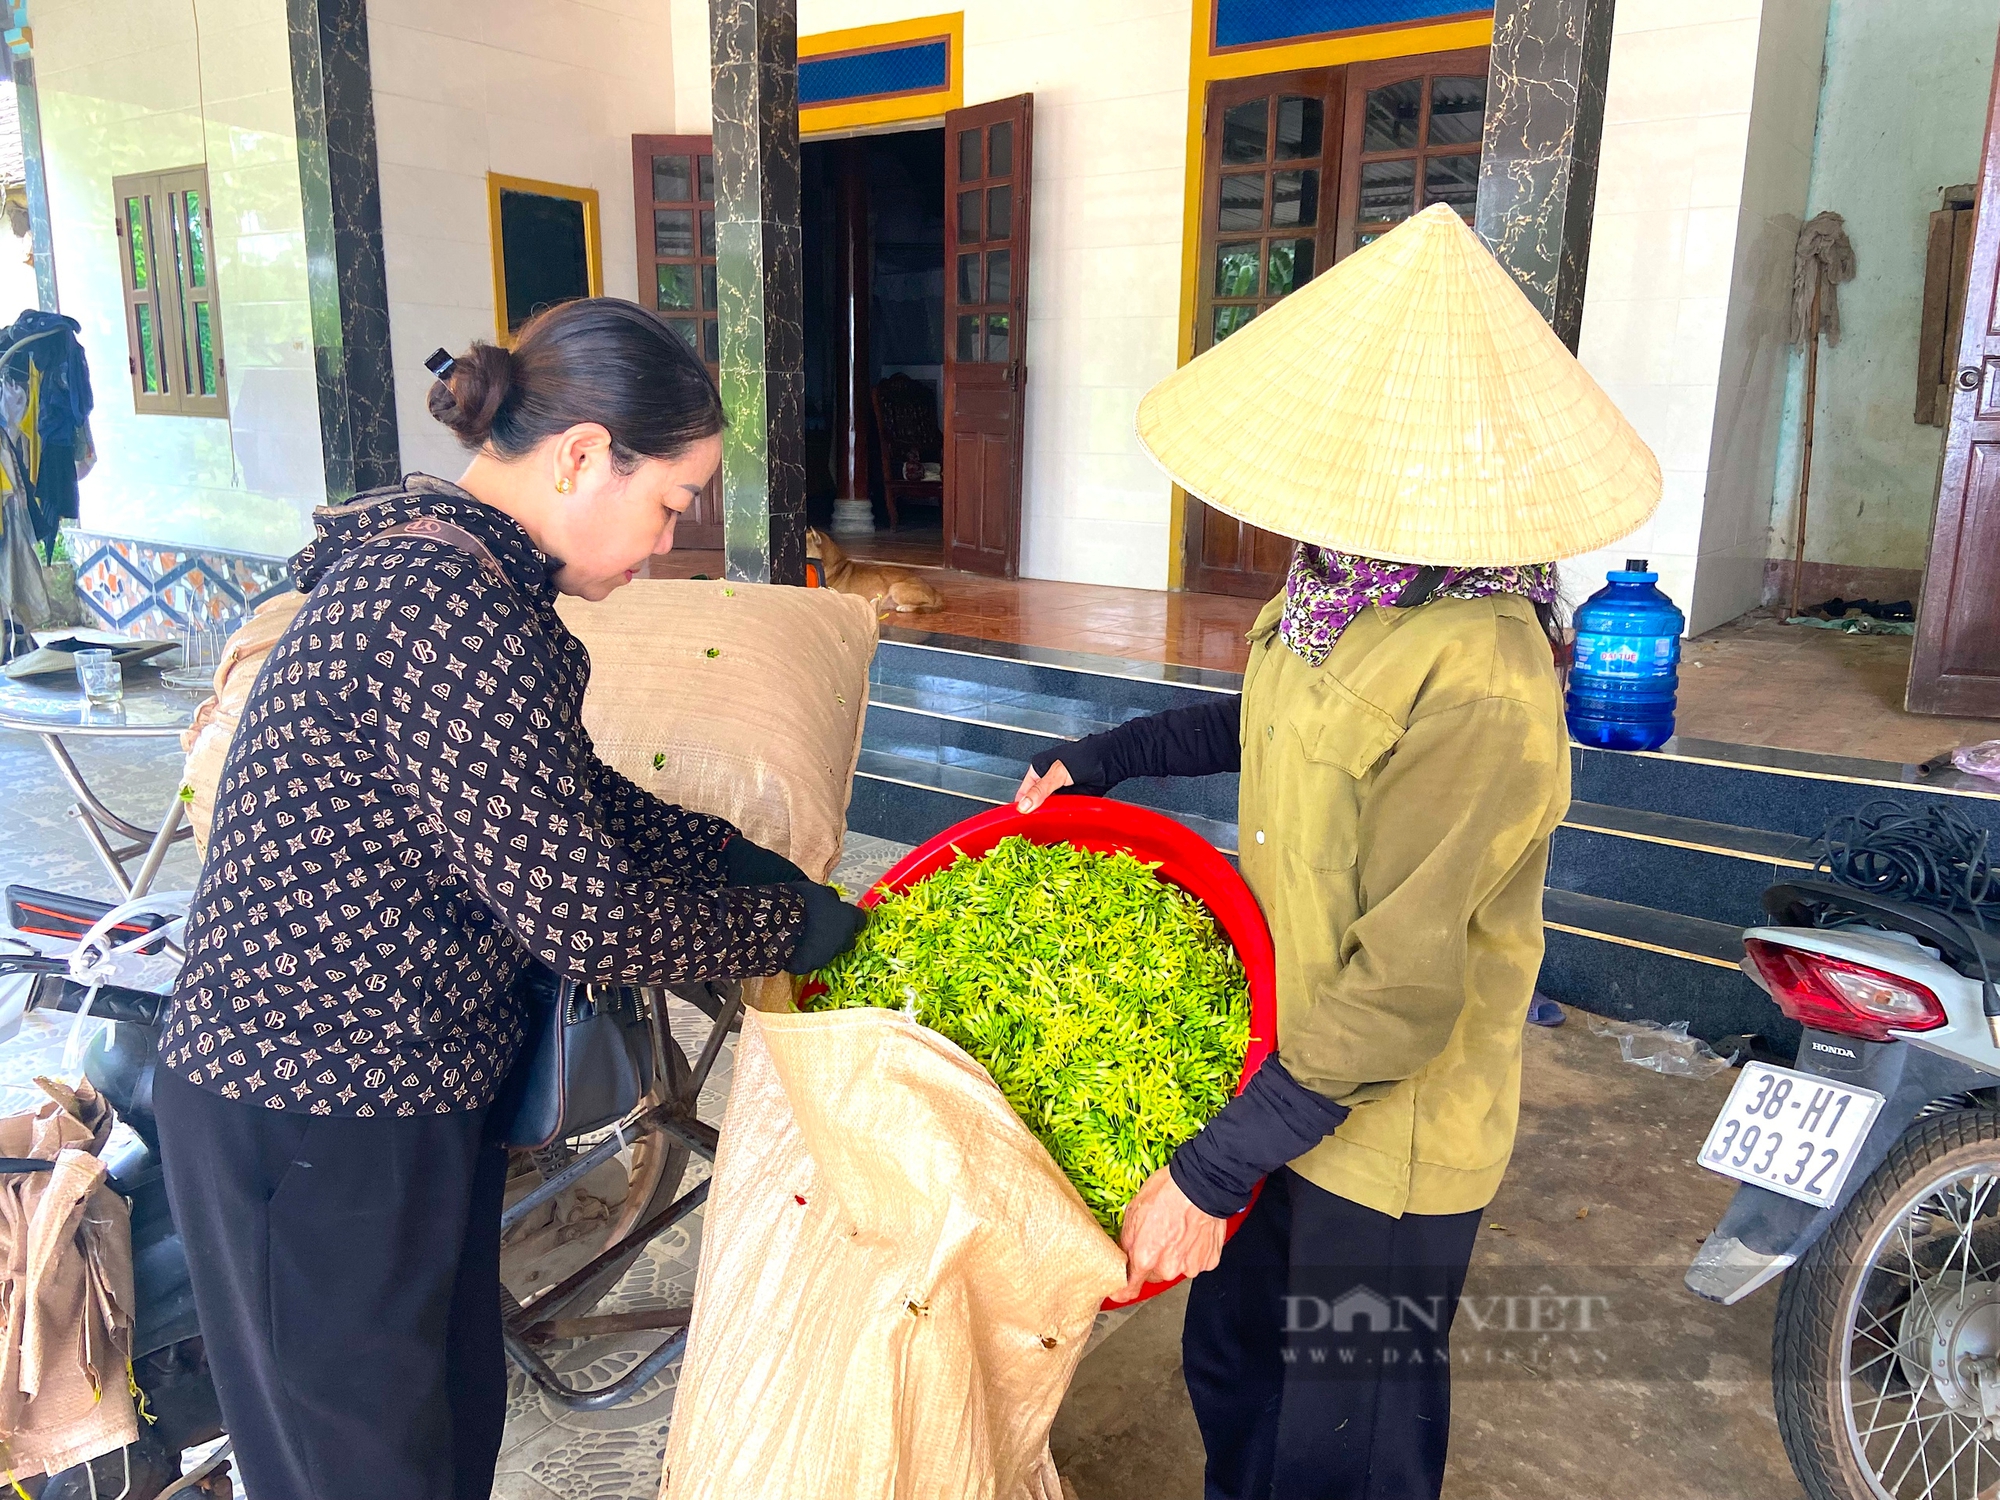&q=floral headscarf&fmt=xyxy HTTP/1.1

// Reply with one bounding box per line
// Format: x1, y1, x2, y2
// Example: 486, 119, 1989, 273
1276, 545, 1558, 667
